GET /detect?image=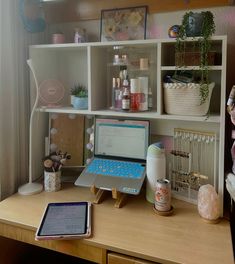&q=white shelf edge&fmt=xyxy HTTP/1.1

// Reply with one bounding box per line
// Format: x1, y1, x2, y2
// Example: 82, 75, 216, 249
159, 113, 220, 123
36, 107, 220, 123
29, 35, 227, 49
37, 107, 92, 115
